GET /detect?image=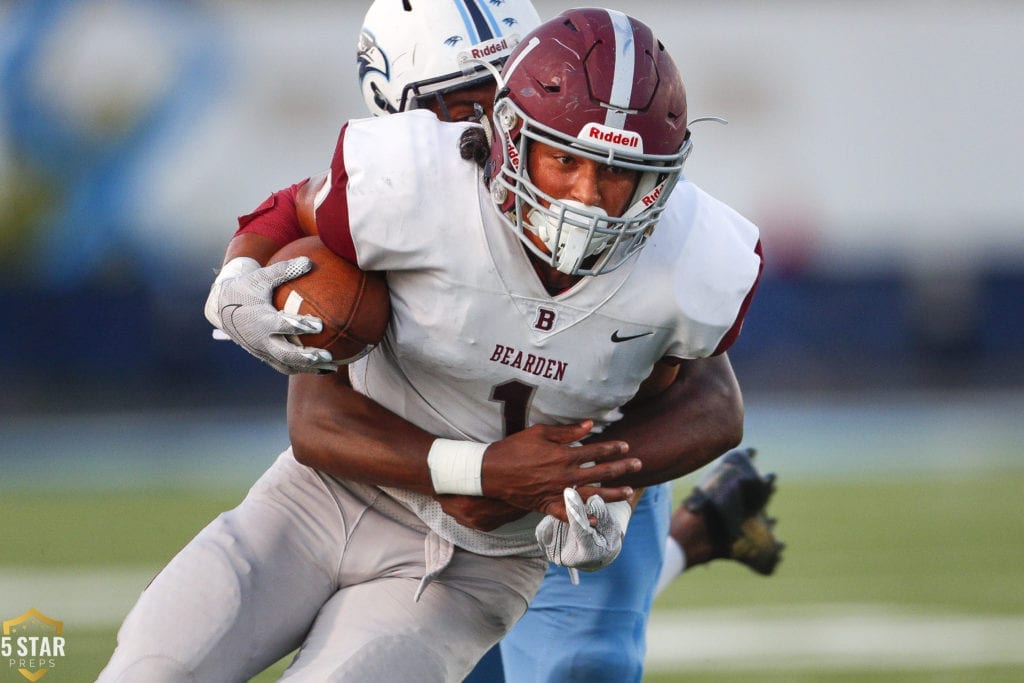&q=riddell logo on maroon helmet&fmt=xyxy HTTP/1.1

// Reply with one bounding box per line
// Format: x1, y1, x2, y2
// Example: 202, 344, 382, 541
505, 135, 520, 170
579, 123, 643, 152
641, 181, 665, 207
